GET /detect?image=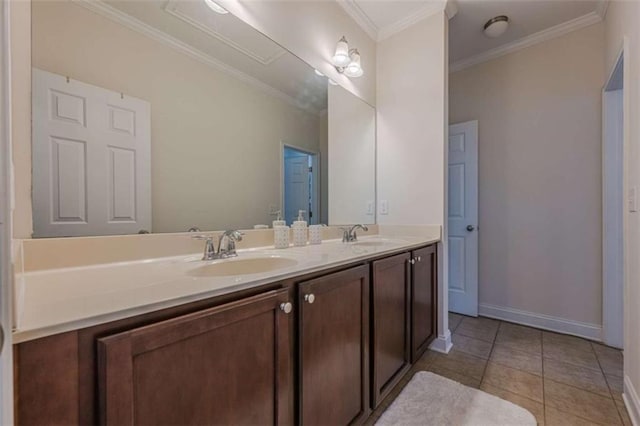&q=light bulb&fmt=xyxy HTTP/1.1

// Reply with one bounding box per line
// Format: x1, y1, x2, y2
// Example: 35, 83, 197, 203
204, 0, 229, 14
344, 49, 363, 78
332, 36, 351, 67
